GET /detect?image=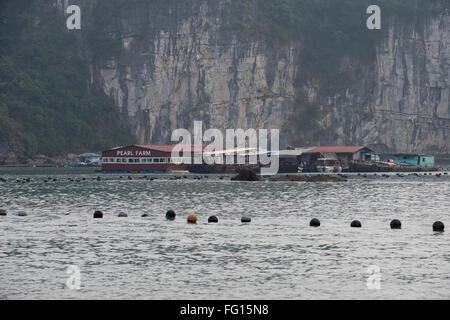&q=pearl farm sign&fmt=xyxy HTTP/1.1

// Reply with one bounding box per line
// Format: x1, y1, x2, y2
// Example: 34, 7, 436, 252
116, 150, 152, 157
